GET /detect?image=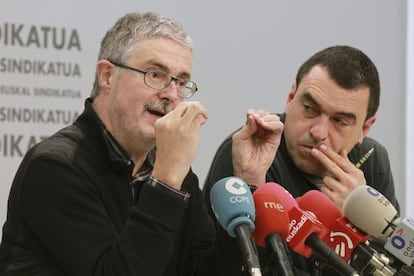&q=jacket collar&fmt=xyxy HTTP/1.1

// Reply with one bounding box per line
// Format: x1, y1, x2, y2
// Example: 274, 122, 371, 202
77, 97, 155, 171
